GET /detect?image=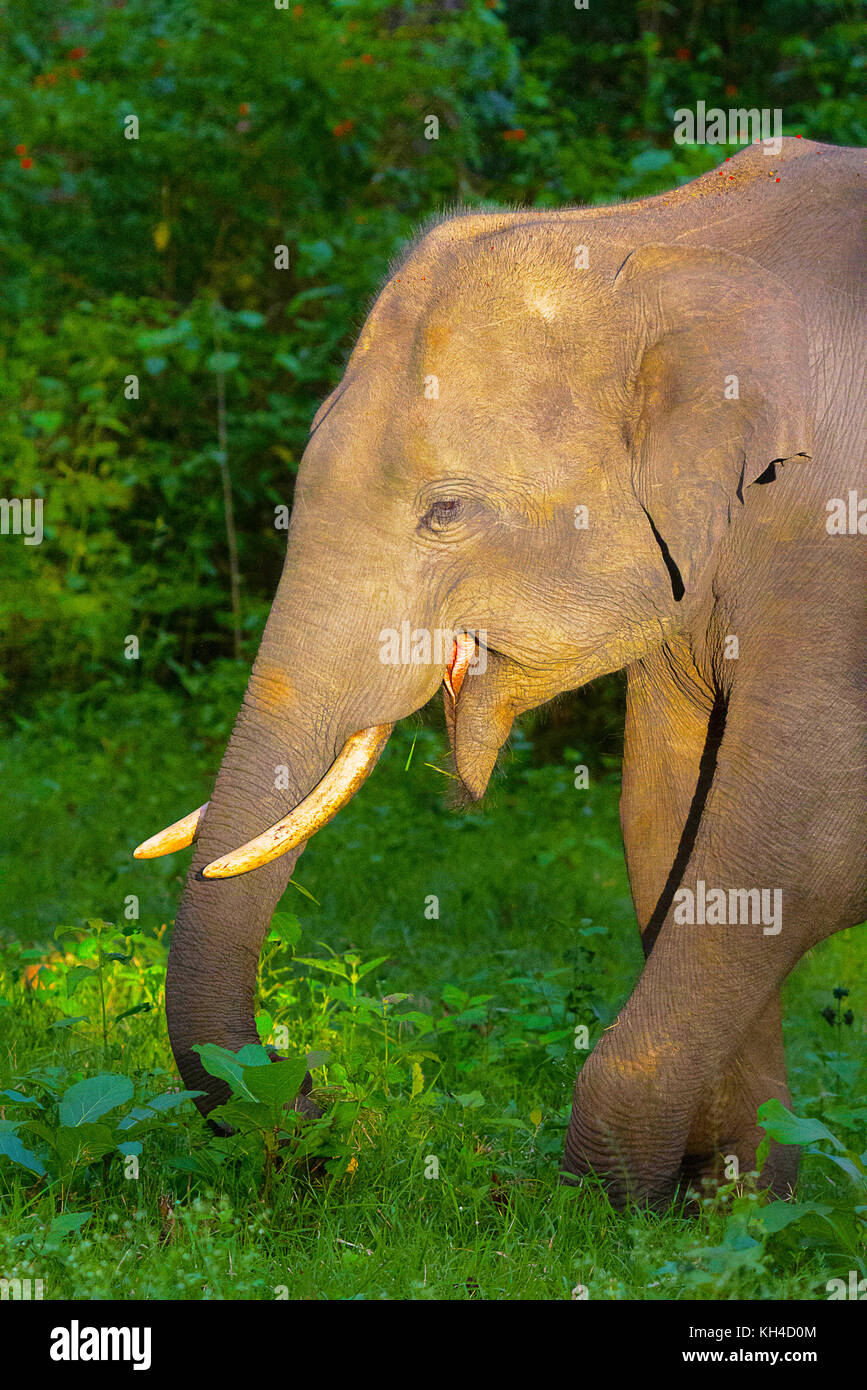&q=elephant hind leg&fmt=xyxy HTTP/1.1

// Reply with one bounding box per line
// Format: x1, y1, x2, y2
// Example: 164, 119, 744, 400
677, 992, 799, 1201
